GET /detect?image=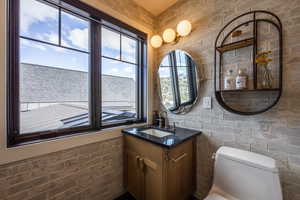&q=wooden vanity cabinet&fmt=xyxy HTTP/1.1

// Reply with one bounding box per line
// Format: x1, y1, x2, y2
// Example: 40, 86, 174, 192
124, 135, 196, 200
